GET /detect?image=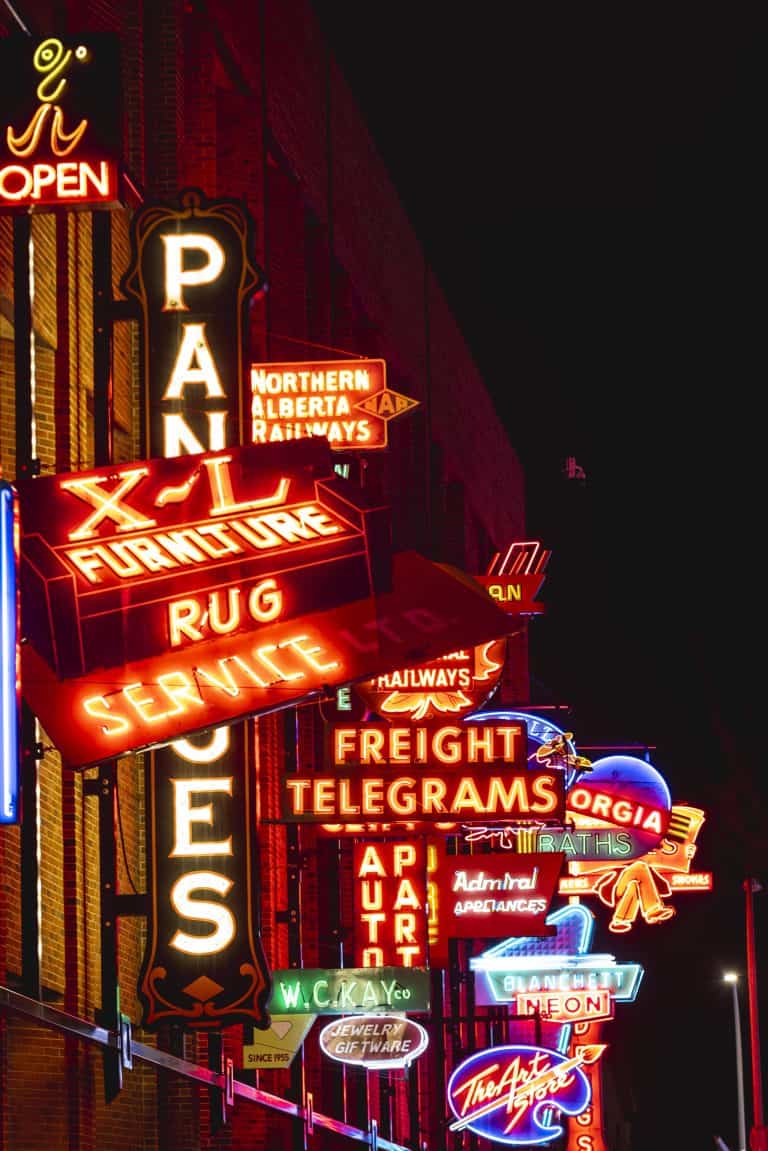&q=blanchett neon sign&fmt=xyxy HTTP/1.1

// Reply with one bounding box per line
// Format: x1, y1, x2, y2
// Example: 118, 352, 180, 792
447, 1043, 601, 1143
282, 766, 564, 823
0, 35, 121, 209
353, 841, 427, 967
18, 439, 388, 678
251, 358, 419, 450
